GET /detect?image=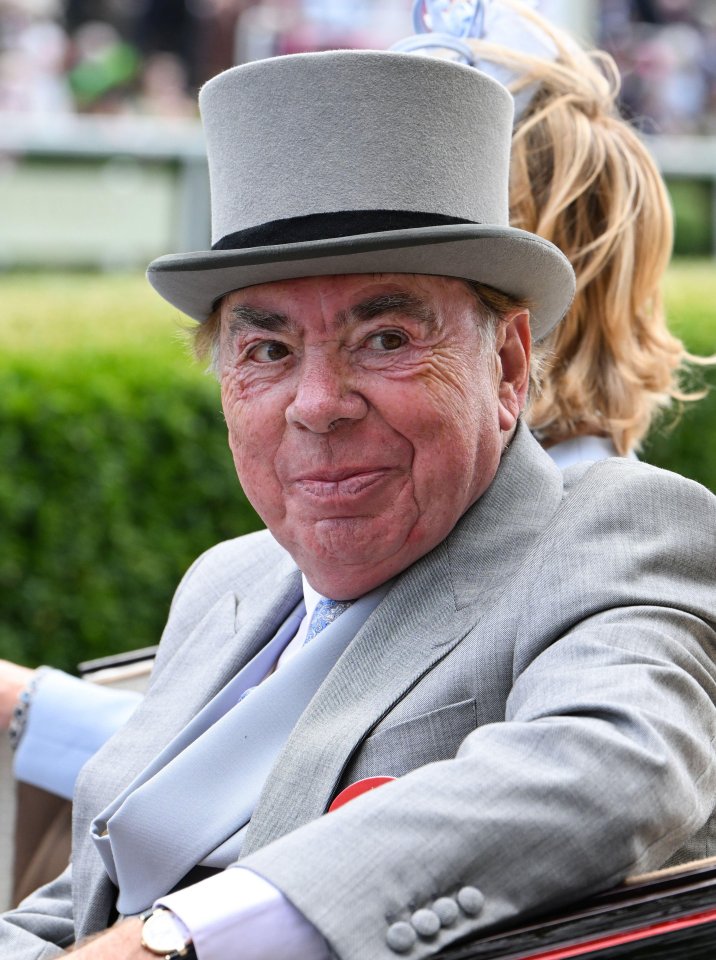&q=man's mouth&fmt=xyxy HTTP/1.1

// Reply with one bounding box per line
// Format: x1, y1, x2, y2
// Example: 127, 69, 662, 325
290, 468, 395, 499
